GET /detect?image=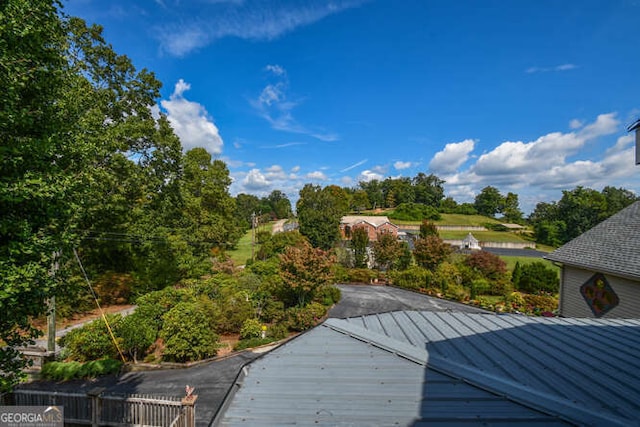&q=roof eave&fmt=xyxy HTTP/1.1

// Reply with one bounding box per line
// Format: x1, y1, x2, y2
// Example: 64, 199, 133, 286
543, 256, 640, 282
